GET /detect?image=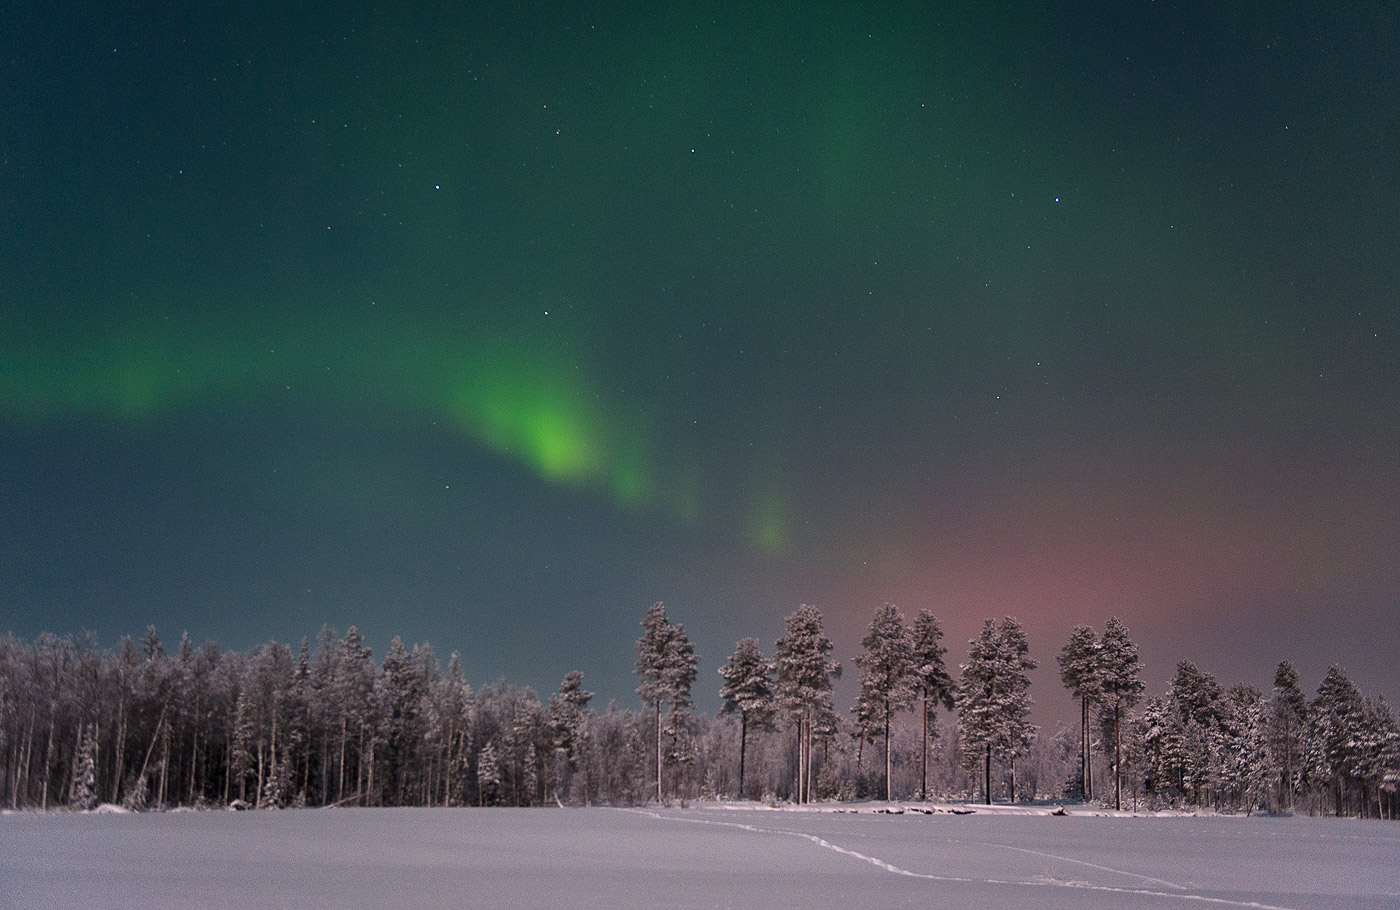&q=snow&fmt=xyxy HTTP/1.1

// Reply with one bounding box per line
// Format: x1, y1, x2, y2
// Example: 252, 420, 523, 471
1, 804, 1396, 909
